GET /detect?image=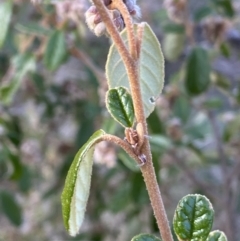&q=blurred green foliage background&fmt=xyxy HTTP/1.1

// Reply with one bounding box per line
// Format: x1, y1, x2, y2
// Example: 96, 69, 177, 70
0, 0, 240, 240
